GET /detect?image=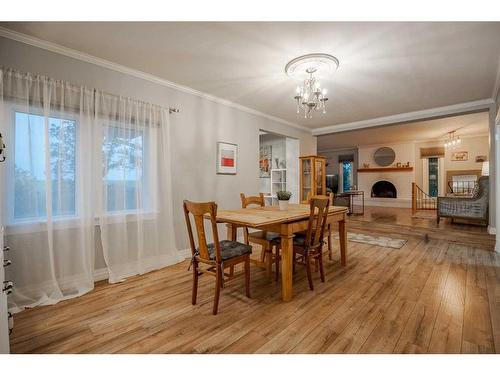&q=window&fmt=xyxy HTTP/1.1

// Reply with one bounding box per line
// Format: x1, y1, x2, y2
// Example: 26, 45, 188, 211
102, 126, 145, 212
342, 161, 353, 192
428, 157, 439, 197
13, 112, 148, 220
14, 112, 76, 220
